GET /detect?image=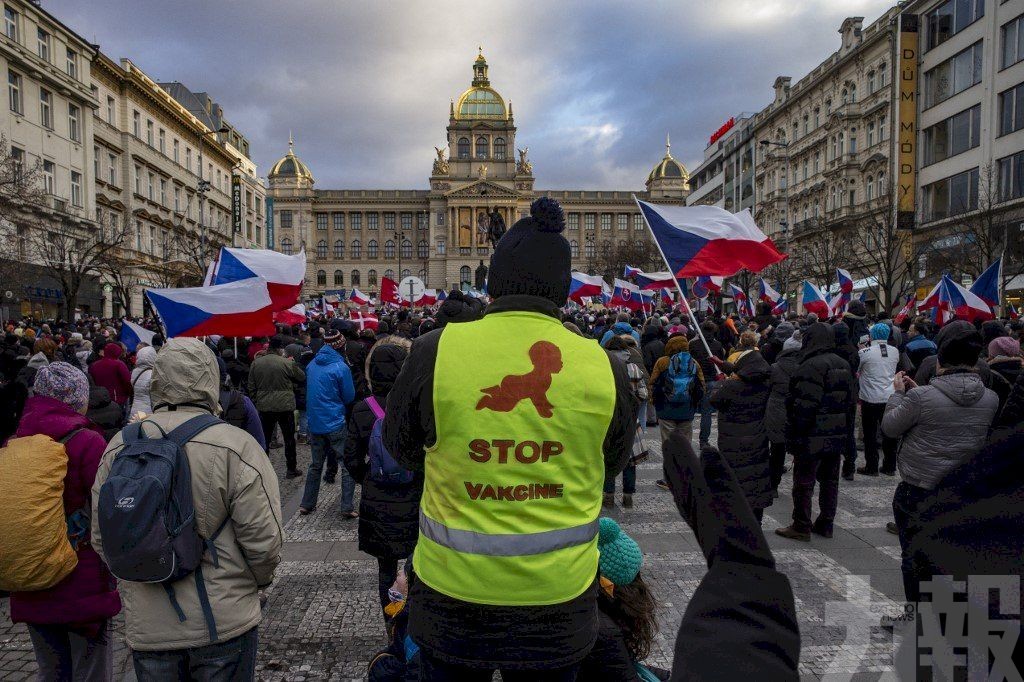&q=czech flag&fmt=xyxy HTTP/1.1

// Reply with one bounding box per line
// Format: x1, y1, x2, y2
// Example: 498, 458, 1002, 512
758, 278, 783, 306
893, 295, 917, 325
772, 298, 789, 315
636, 199, 786, 277
120, 319, 156, 353
1008, 300, 1019, 320
273, 303, 306, 326
611, 278, 644, 311
969, 258, 1001, 308
418, 289, 439, 306
380, 277, 410, 307
147, 277, 276, 338
801, 281, 831, 318
623, 266, 675, 290
920, 275, 994, 324
728, 283, 752, 317
639, 290, 656, 312
350, 288, 372, 306
692, 275, 723, 299
660, 287, 675, 302
212, 248, 306, 312
437, 290, 448, 302
570, 272, 606, 301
